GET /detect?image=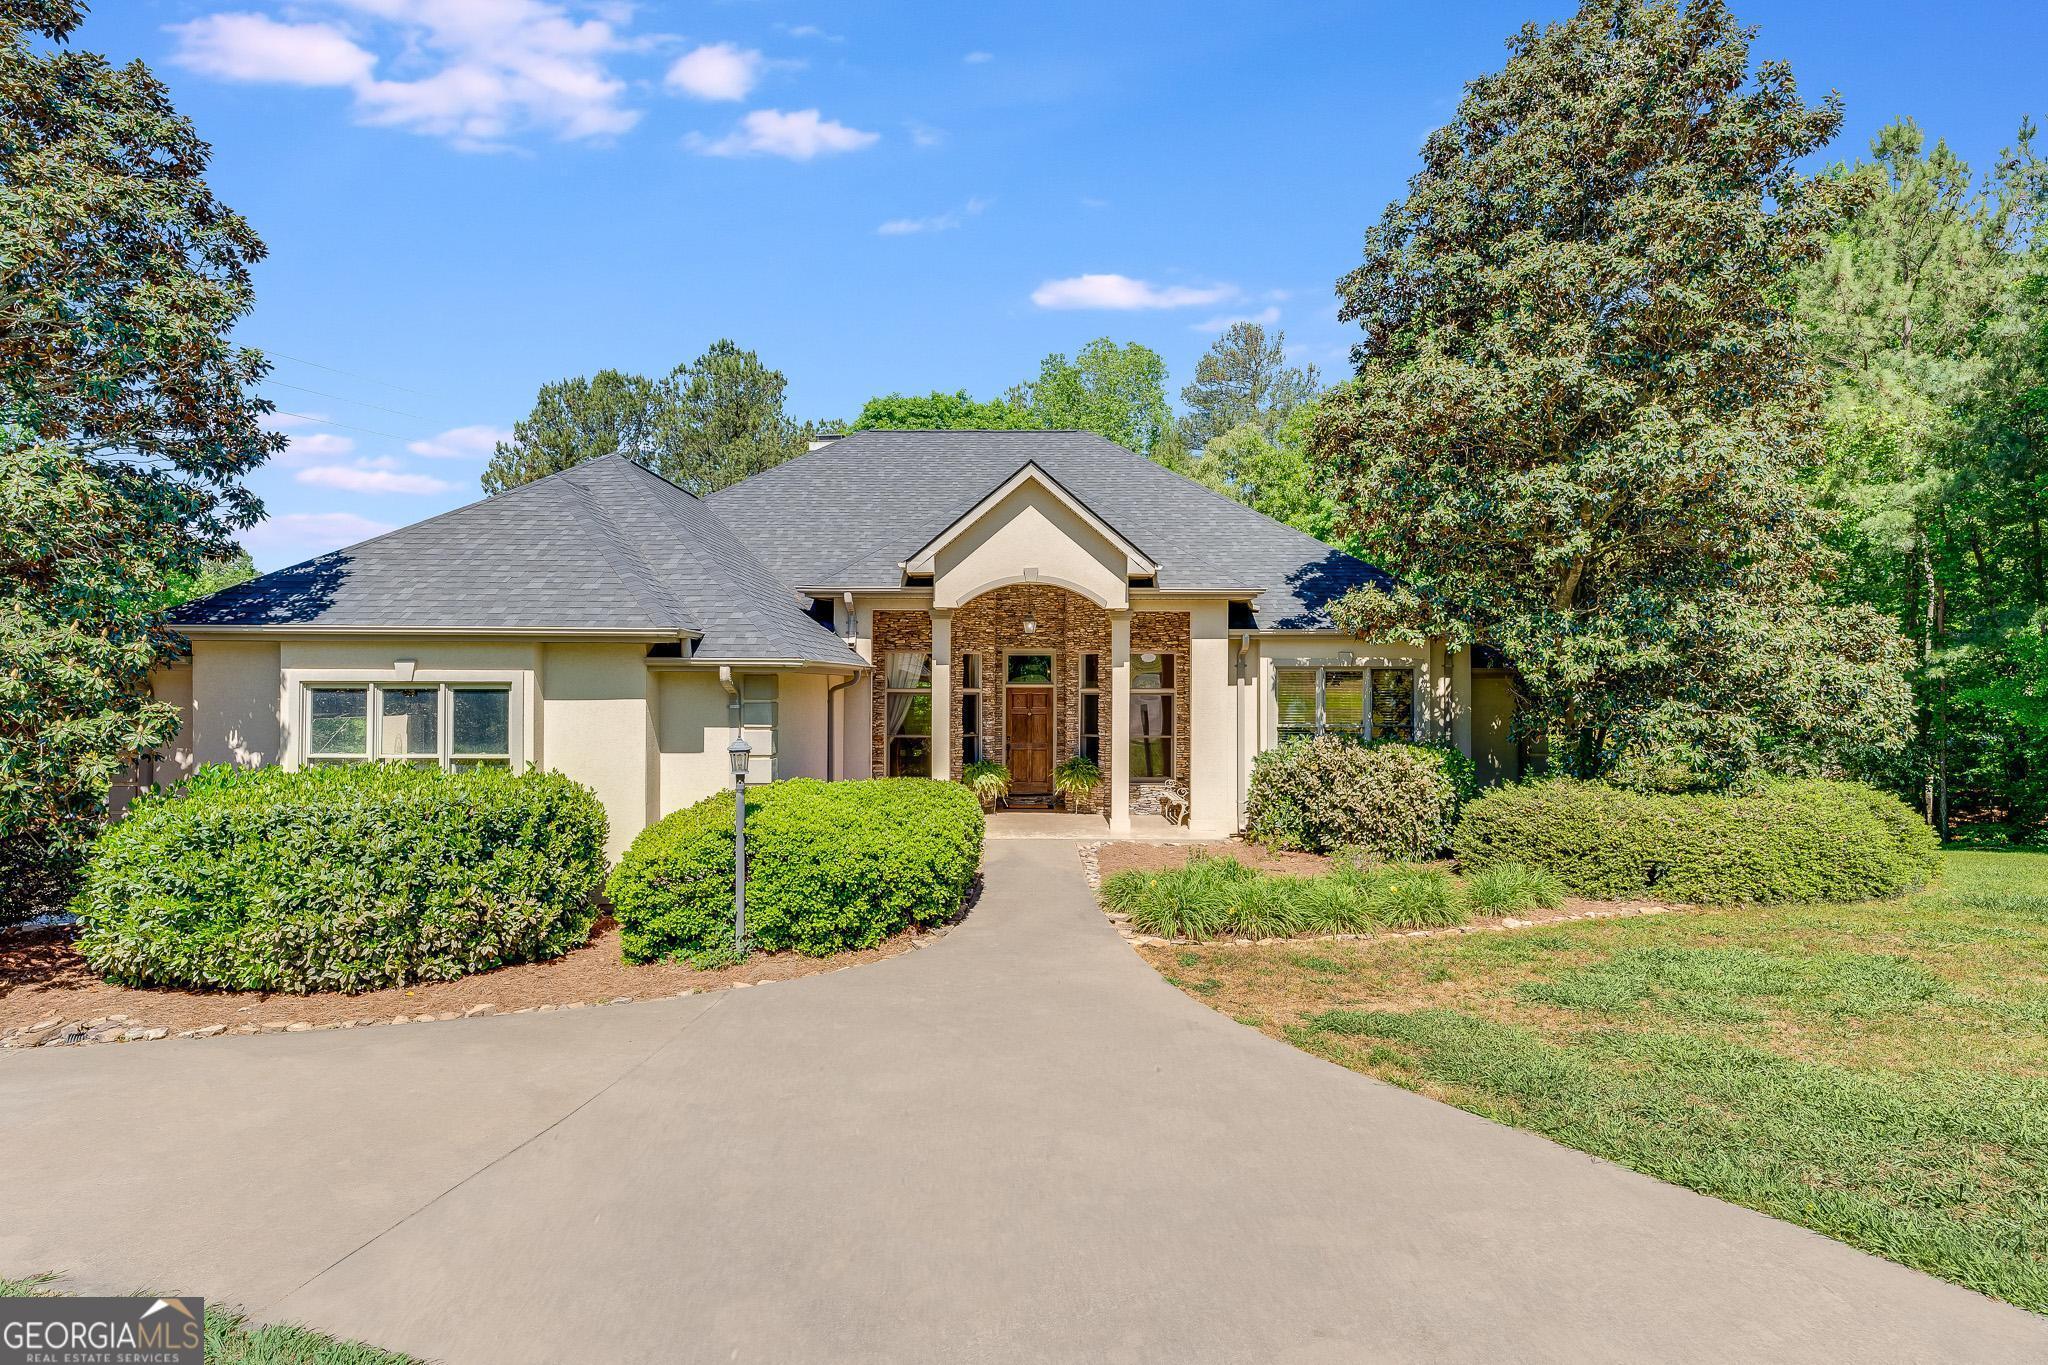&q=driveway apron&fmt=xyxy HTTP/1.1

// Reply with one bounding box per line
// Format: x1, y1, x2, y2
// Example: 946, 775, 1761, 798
3, 839, 2043, 1363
